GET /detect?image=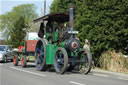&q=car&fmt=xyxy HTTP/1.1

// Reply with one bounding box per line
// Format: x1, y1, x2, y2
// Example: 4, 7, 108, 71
0, 45, 14, 63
